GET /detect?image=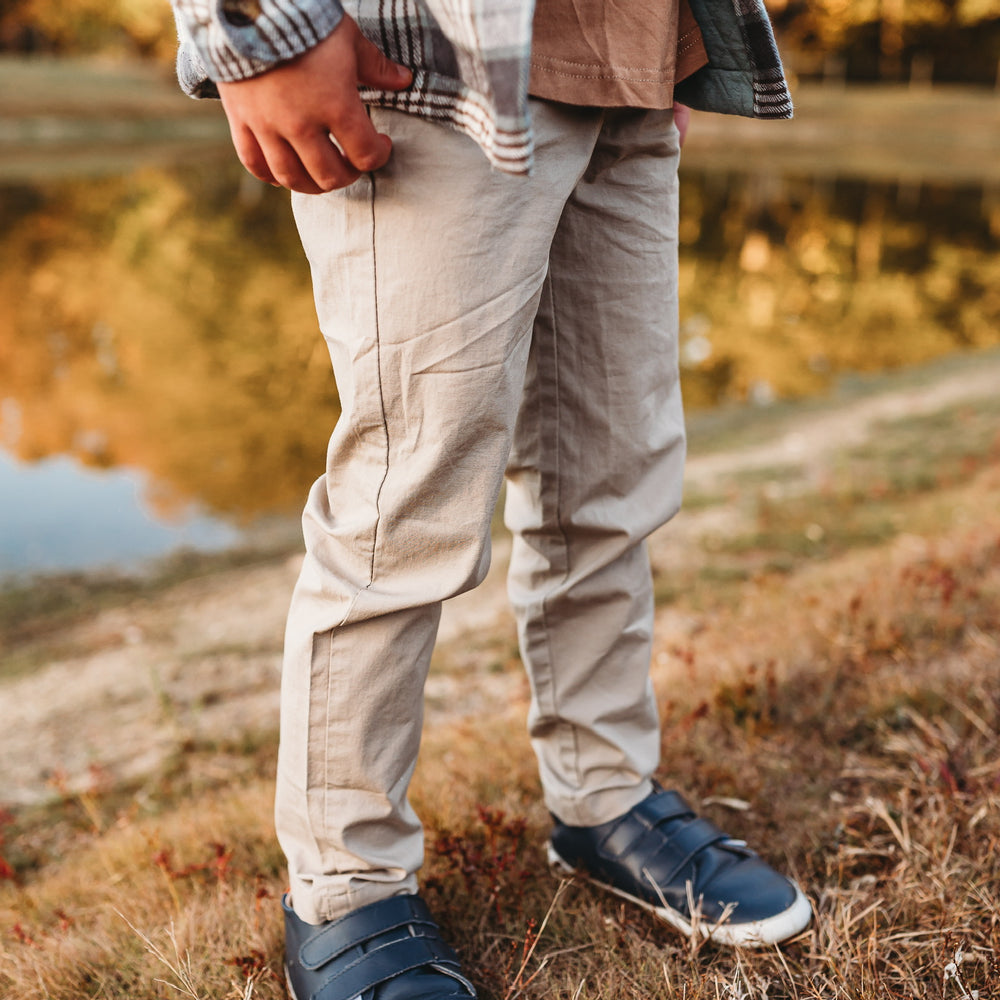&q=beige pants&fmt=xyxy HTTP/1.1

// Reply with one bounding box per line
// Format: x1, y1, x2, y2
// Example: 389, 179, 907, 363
278, 99, 685, 924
